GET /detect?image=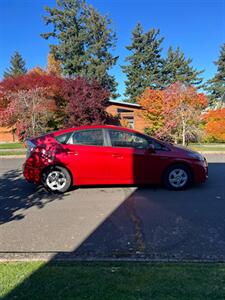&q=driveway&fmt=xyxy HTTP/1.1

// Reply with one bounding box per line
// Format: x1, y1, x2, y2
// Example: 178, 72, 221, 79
0, 154, 225, 261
